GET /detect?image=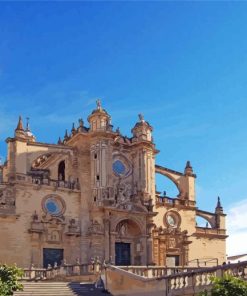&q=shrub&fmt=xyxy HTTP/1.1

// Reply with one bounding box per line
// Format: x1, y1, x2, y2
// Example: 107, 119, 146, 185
200, 275, 247, 296
0, 264, 24, 295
